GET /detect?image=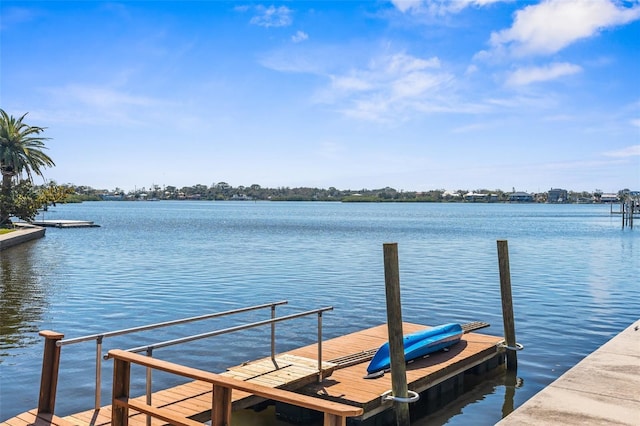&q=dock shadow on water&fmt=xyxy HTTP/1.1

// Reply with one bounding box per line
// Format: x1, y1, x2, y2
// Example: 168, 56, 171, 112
227, 368, 520, 426
230, 405, 322, 426
412, 369, 523, 426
